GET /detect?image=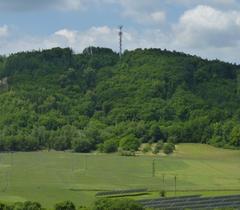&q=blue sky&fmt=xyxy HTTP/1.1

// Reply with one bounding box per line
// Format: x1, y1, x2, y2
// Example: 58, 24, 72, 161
0, 0, 240, 63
